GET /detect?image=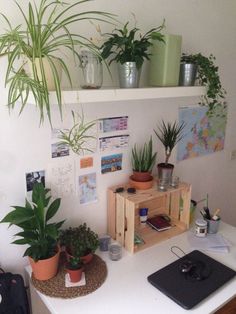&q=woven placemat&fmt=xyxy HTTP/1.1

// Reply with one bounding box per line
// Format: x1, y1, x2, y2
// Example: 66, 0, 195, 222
31, 254, 107, 298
